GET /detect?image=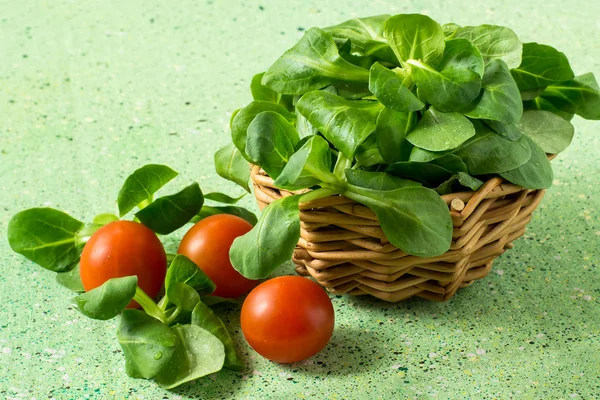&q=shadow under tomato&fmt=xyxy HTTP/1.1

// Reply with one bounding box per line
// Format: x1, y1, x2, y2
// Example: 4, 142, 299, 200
277, 325, 387, 377
172, 368, 244, 398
